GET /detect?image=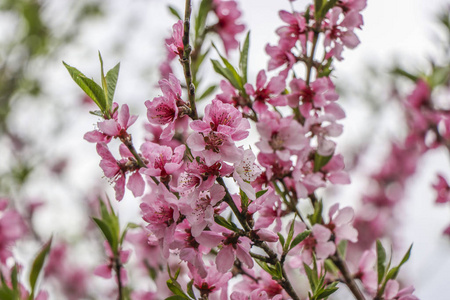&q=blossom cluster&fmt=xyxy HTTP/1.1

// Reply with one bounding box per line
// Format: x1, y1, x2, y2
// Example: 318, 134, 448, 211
64, 0, 420, 299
